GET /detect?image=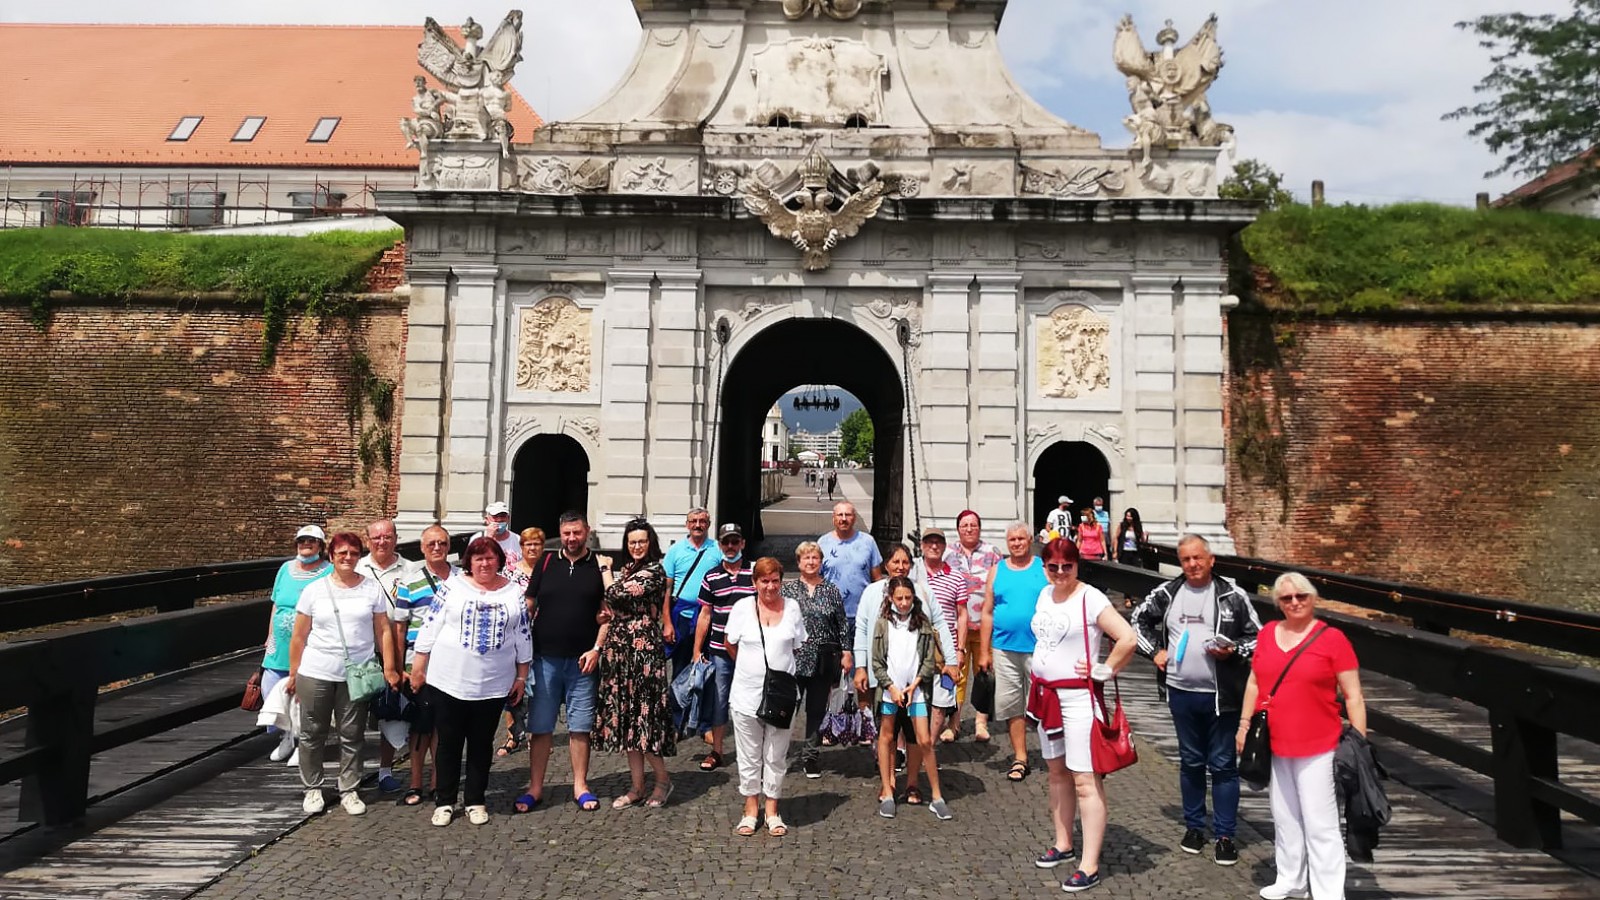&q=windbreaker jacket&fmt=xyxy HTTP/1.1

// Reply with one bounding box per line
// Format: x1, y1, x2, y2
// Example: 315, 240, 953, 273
1130, 574, 1261, 712
1335, 724, 1390, 862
